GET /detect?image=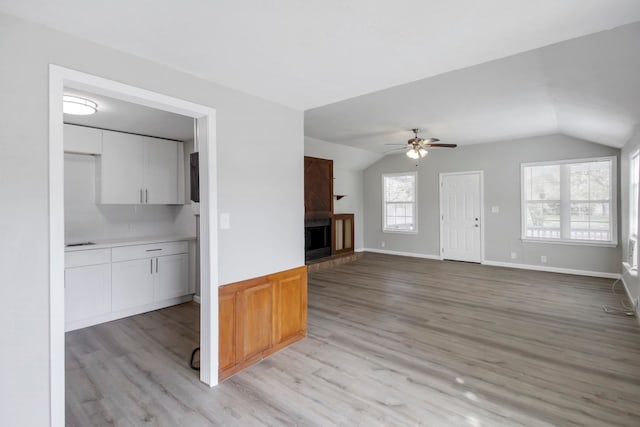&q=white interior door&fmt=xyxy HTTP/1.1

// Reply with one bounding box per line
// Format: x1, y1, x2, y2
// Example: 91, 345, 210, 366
440, 172, 482, 262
